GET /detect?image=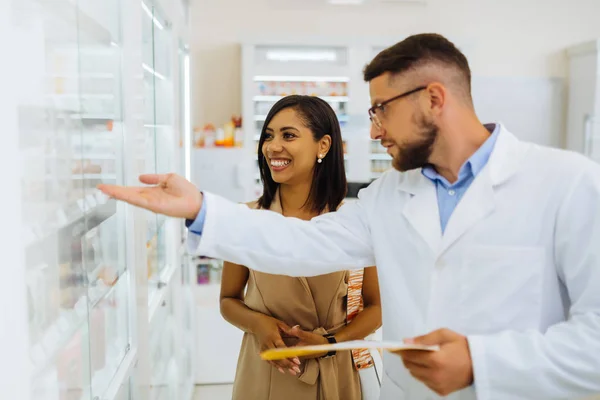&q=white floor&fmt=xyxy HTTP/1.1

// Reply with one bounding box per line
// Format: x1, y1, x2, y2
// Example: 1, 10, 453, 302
193, 384, 233, 400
